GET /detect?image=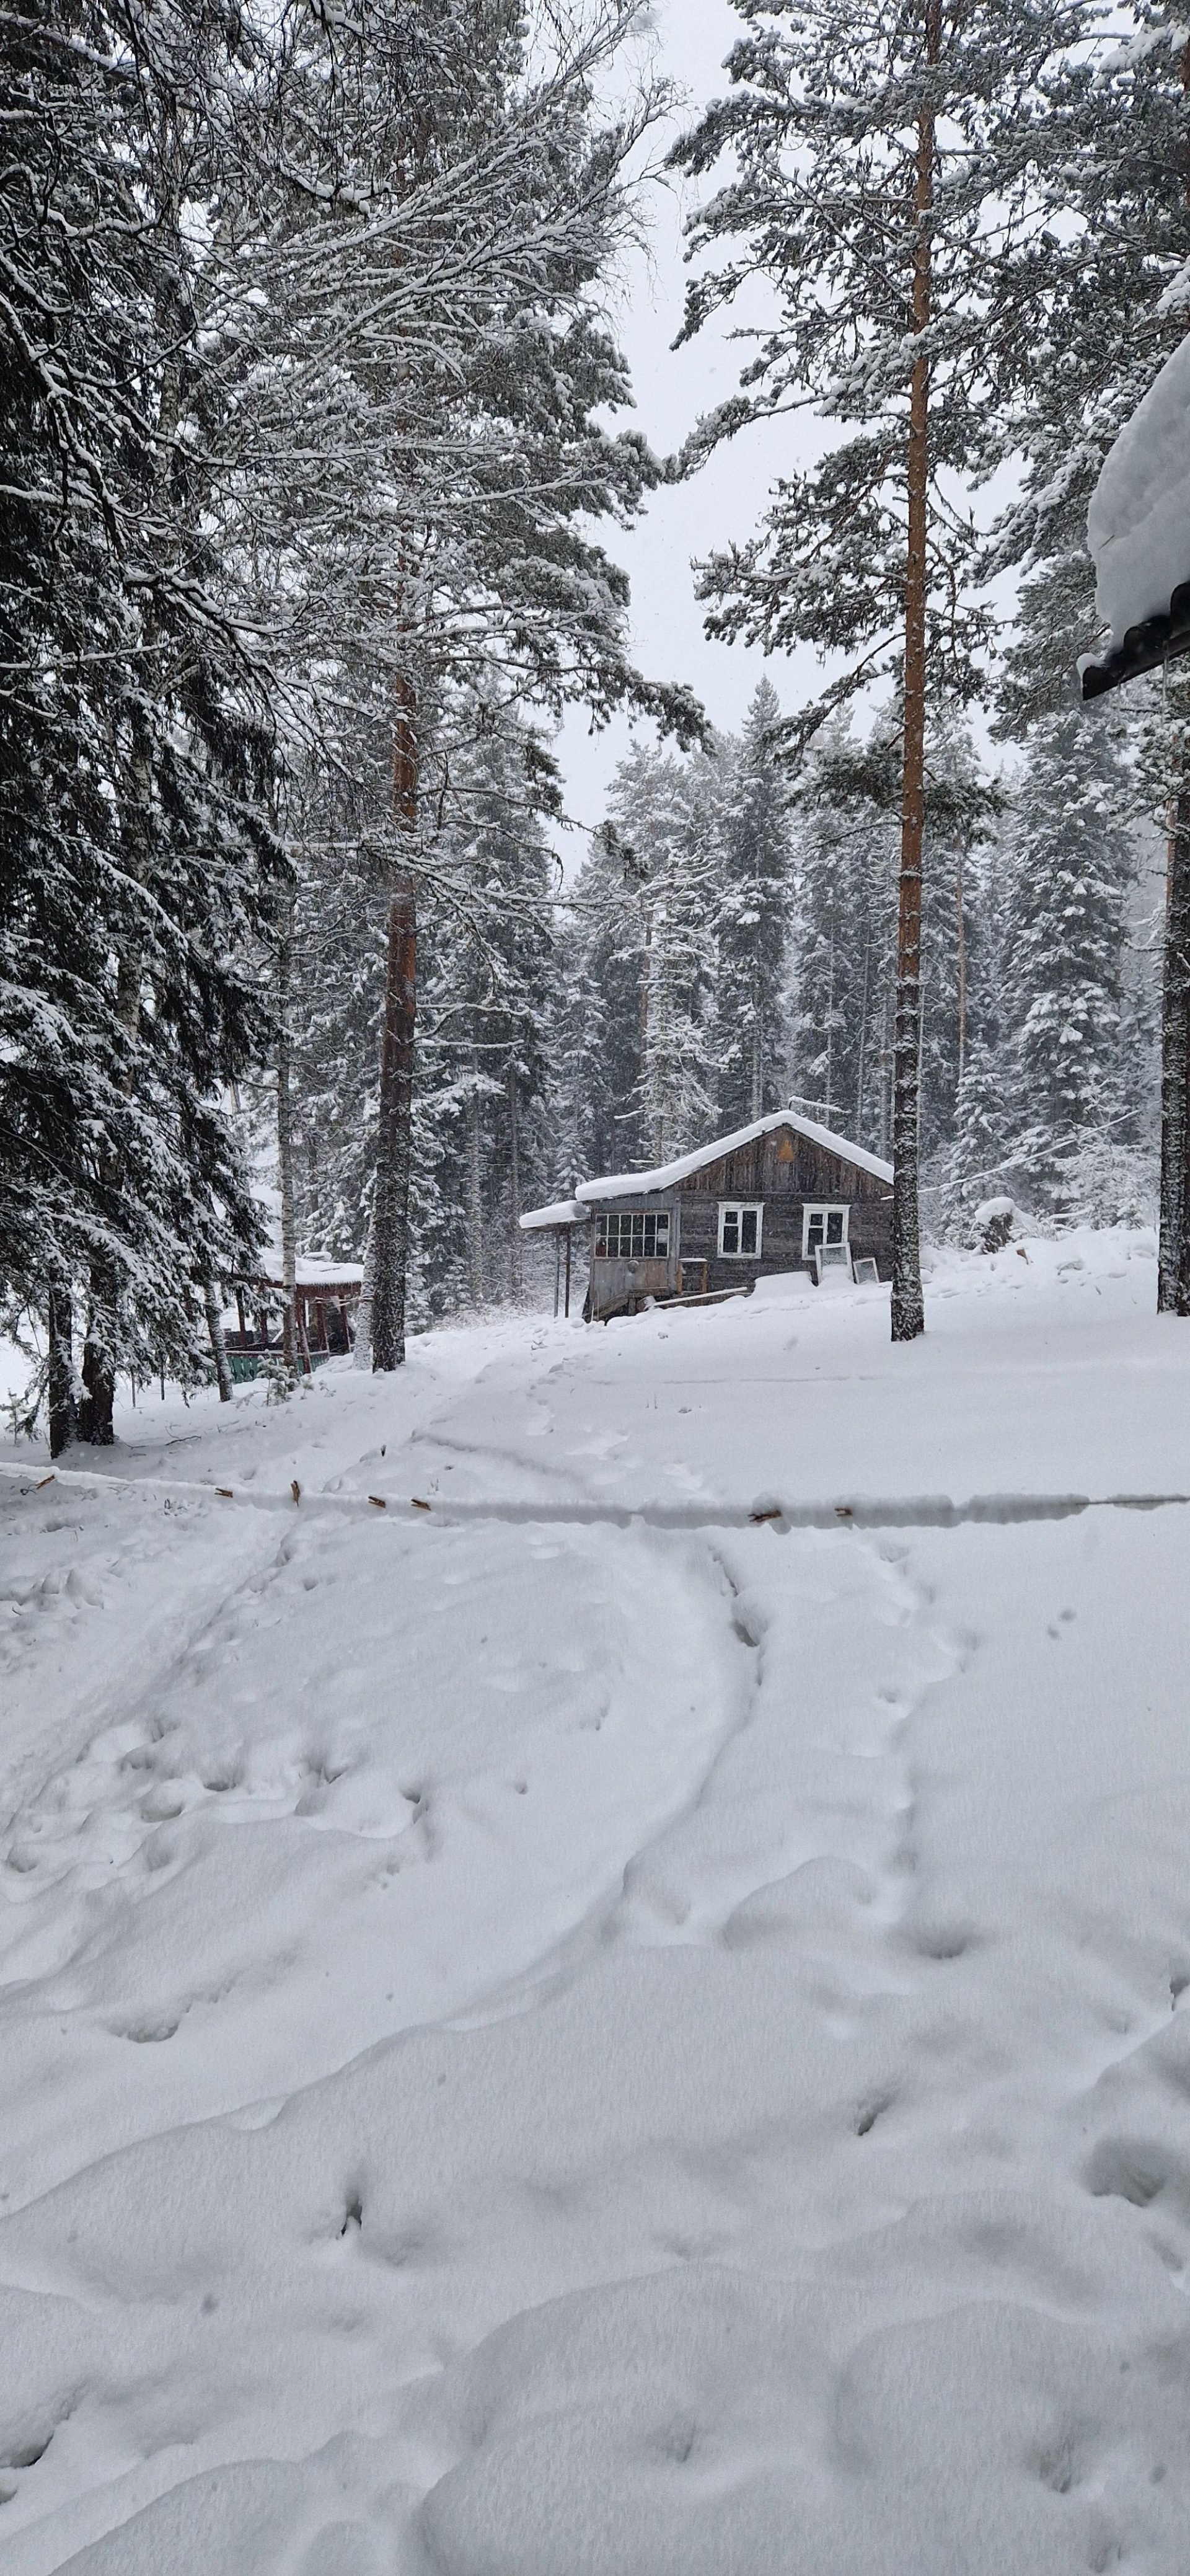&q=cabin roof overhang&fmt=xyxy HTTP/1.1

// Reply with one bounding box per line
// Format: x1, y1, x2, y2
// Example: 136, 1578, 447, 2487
1081, 582, 1190, 700
249, 1260, 364, 1293
573, 1109, 893, 1206
518, 1197, 589, 1234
